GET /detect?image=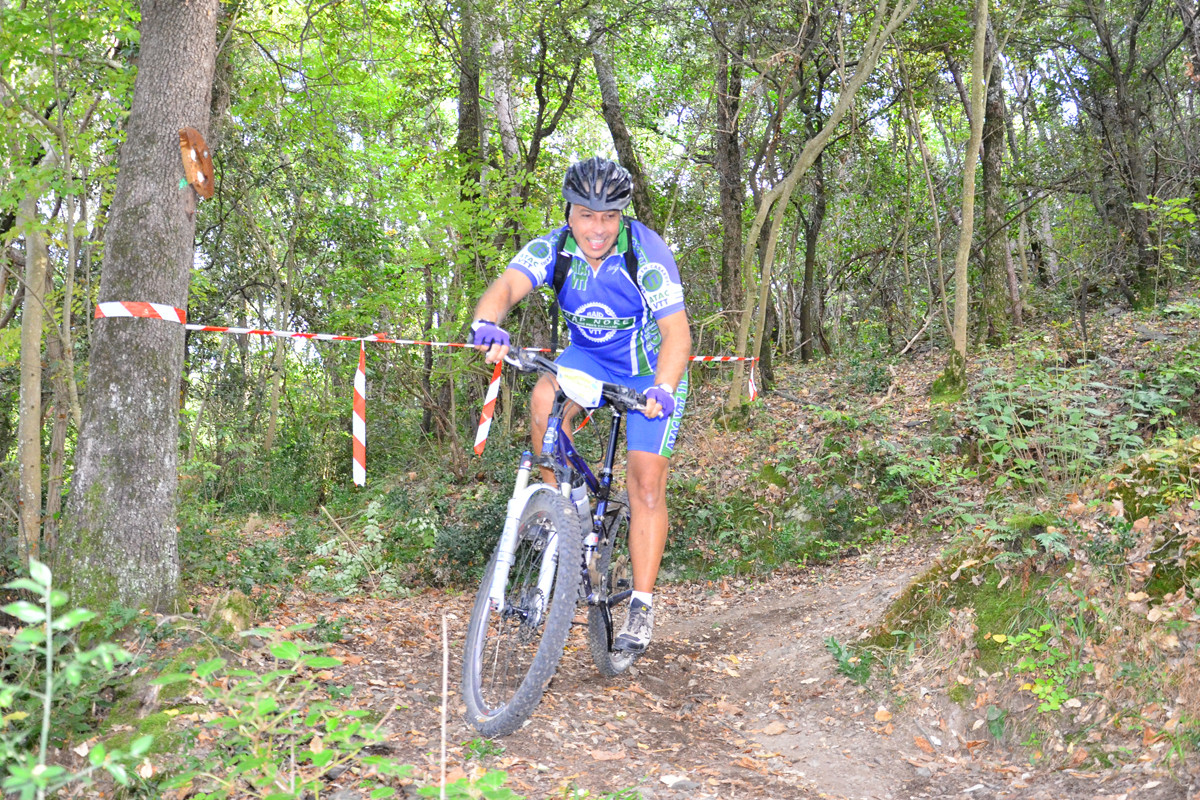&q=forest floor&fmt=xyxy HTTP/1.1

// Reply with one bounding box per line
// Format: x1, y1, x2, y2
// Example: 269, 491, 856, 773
235, 299, 1200, 800
258, 538, 1194, 800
